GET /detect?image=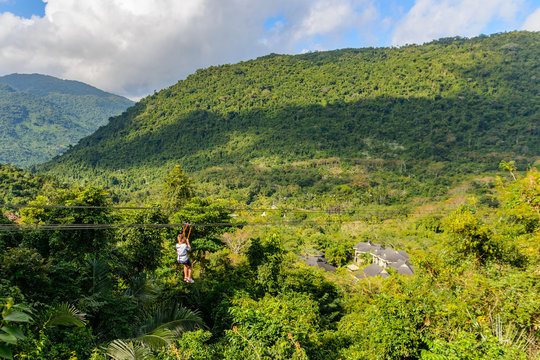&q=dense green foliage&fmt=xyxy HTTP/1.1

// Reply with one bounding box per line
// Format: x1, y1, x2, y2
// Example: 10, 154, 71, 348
0, 167, 538, 359
0, 163, 59, 204
0, 74, 133, 166
0, 297, 32, 359
39, 32, 539, 202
